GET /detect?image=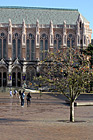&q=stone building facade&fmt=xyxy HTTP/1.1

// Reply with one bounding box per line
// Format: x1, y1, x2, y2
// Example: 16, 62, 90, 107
0, 6, 92, 87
